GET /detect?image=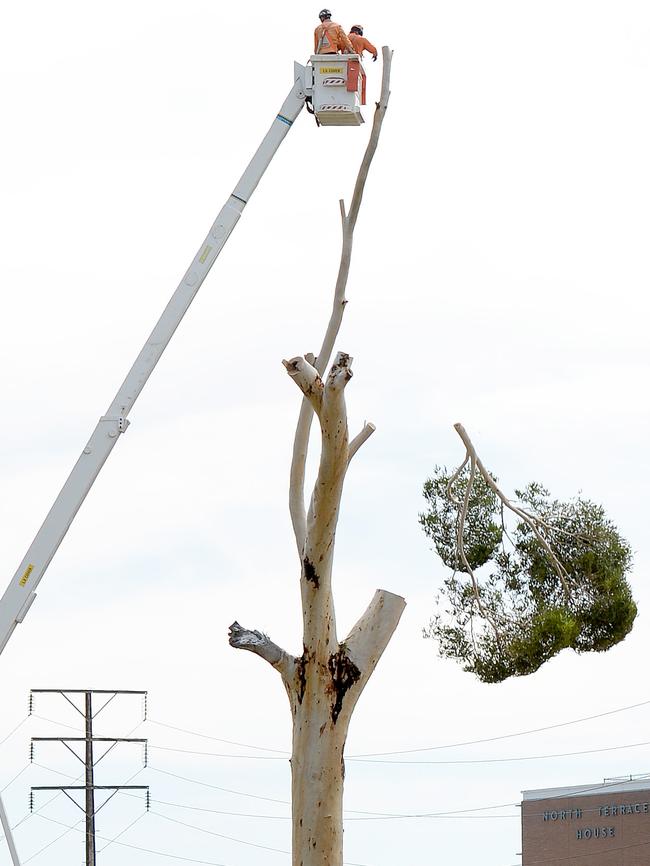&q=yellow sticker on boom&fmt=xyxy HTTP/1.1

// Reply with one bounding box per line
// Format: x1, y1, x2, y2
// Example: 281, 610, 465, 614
320, 66, 343, 74
199, 244, 212, 264
19, 564, 34, 587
